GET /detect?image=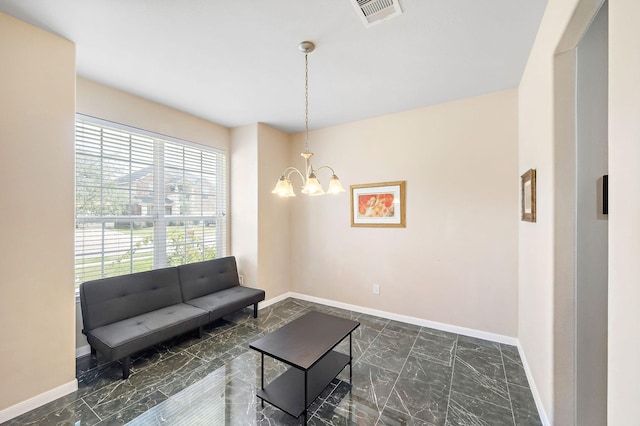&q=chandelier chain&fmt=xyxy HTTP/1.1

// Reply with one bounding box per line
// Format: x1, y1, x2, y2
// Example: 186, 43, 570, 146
304, 52, 309, 153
